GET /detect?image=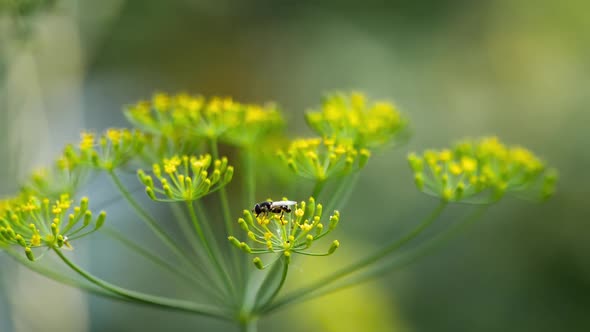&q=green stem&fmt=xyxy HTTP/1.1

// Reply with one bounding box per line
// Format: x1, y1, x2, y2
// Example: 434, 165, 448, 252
101, 226, 223, 302
311, 179, 326, 199
53, 248, 231, 320
238, 148, 257, 304
209, 139, 234, 235
108, 171, 205, 278
5, 248, 110, 297
243, 147, 256, 206
169, 203, 210, 264
209, 138, 243, 295
187, 201, 236, 301
239, 318, 258, 332
261, 201, 447, 314
258, 256, 289, 310
283, 205, 490, 306
323, 173, 359, 217
192, 200, 236, 298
